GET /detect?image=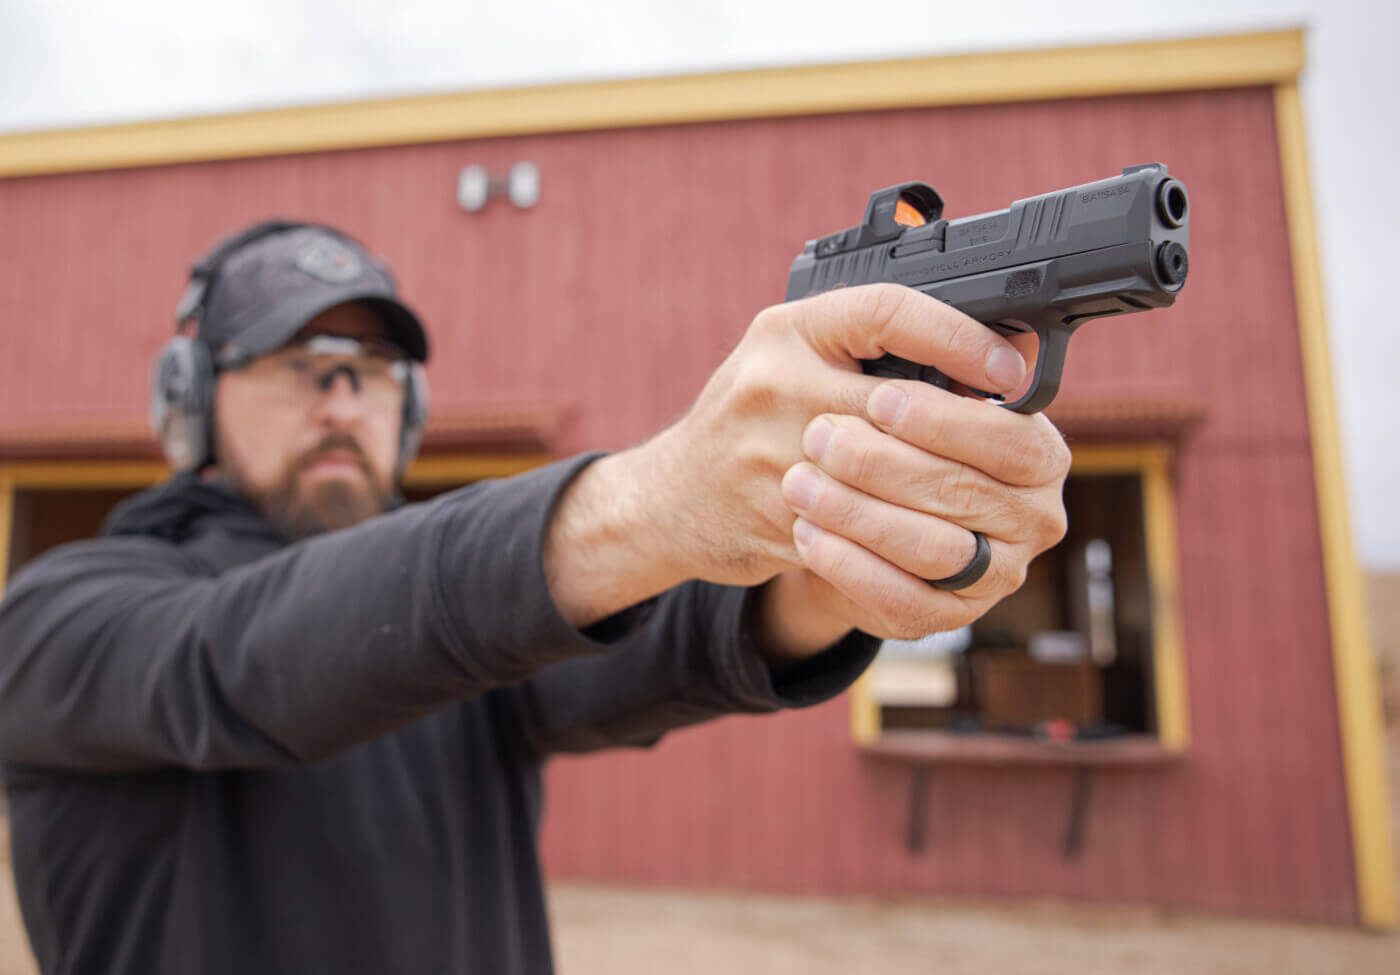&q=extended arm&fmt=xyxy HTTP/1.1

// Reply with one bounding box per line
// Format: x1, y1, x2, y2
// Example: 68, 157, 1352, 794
0, 460, 638, 772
